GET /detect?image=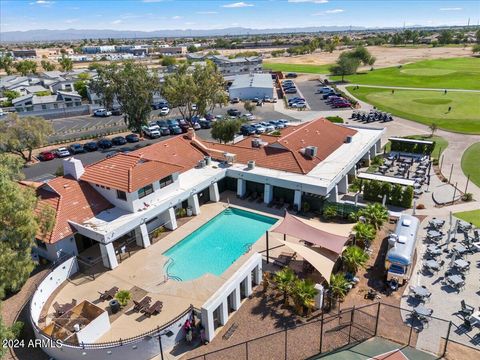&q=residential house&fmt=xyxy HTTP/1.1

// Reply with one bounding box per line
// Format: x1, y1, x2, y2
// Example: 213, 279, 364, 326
12, 90, 82, 112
